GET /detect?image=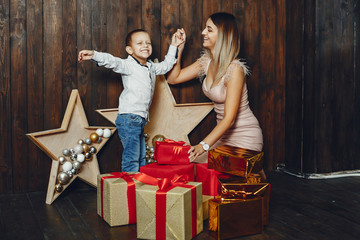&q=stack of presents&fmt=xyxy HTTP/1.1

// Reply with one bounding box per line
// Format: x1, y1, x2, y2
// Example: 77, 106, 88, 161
97, 139, 270, 240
